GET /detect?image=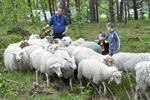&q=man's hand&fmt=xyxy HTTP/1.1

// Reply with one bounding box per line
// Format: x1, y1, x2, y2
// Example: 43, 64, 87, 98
62, 32, 66, 35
